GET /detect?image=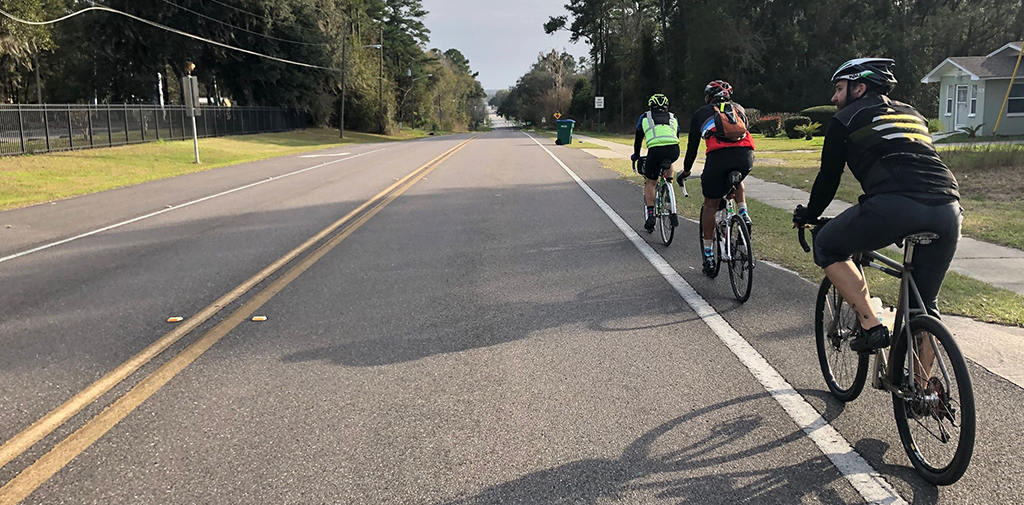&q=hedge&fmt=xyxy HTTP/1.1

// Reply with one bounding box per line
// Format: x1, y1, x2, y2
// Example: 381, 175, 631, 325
800, 105, 836, 131
784, 116, 811, 139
